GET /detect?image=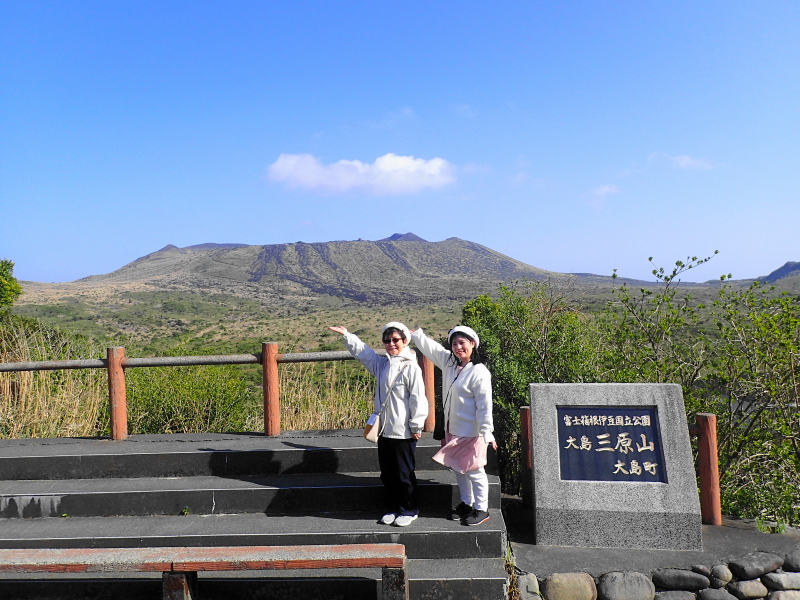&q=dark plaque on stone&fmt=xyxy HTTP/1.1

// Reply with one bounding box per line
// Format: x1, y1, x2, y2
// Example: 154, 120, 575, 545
557, 406, 667, 483
529, 383, 702, 550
